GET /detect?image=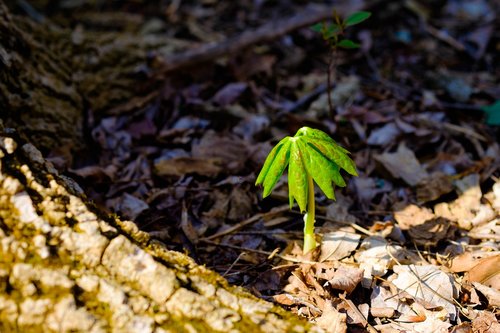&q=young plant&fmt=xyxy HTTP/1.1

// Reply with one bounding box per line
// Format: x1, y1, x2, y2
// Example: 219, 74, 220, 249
255, 127, 357, 253
311, 11, 371, 117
